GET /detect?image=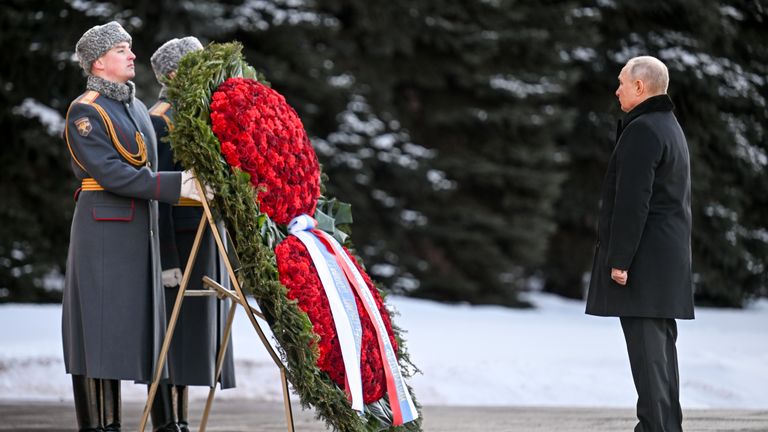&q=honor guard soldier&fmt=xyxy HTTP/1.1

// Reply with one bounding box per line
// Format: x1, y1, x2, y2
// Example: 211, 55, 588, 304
63, 22, 209, 432
147, 37, 236, 432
